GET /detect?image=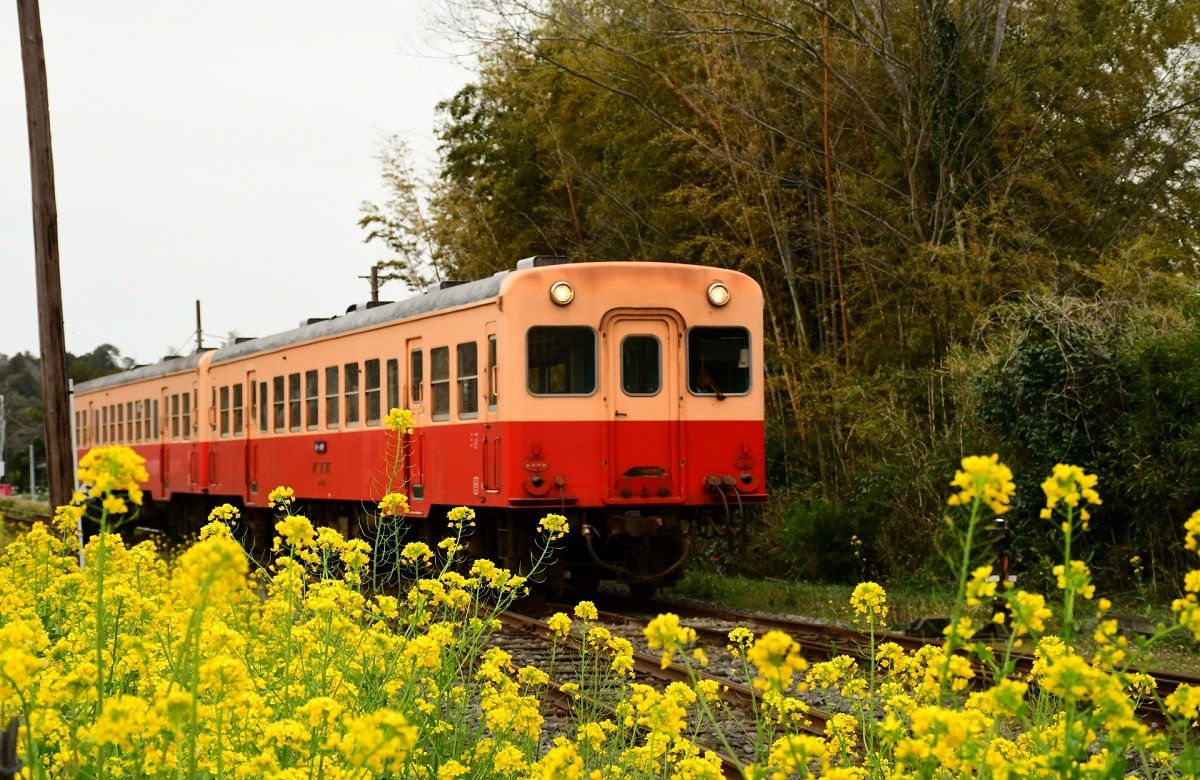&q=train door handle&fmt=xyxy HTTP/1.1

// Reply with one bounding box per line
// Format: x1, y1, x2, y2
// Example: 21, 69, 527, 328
615, 410, 627, 417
